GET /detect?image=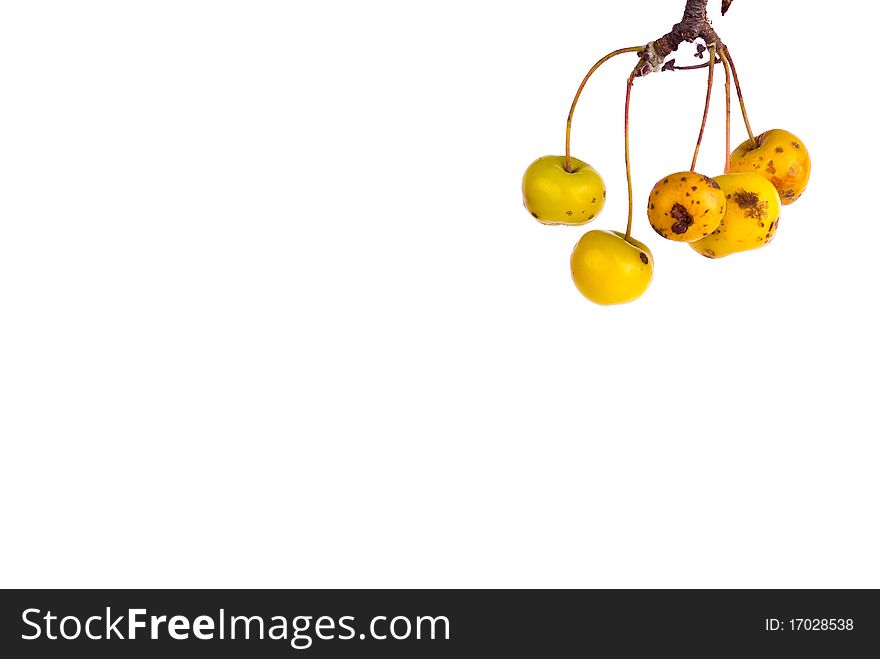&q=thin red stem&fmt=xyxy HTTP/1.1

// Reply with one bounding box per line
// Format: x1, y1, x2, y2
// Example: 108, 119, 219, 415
722, 47, 756, 148
721, 52, 732, 173
690, 45, 716, 172
624, 71, 636, 239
